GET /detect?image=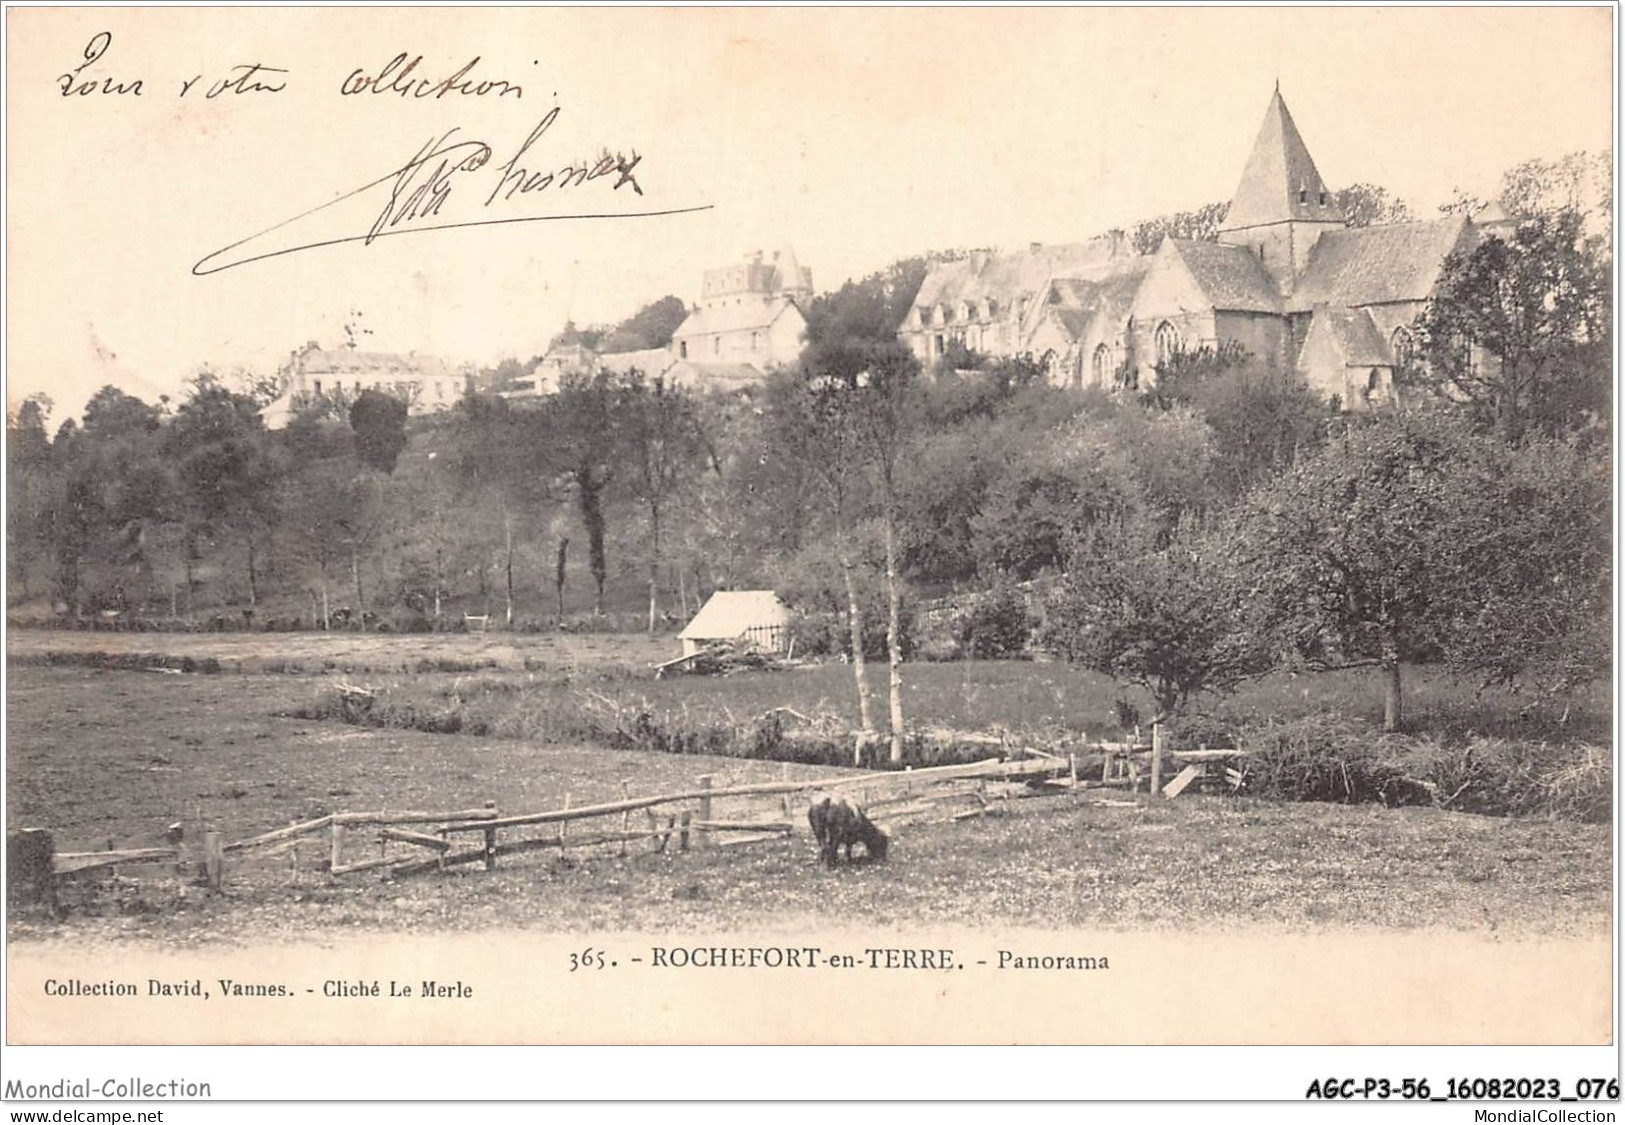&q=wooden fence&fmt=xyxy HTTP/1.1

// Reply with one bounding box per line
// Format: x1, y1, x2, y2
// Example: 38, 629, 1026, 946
7, 724, 1246, 906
